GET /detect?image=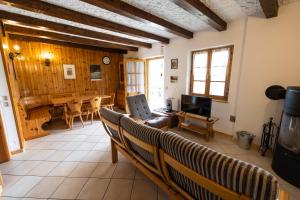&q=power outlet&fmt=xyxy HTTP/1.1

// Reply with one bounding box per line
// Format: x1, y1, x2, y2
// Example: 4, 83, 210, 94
230, 115, 236, 122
